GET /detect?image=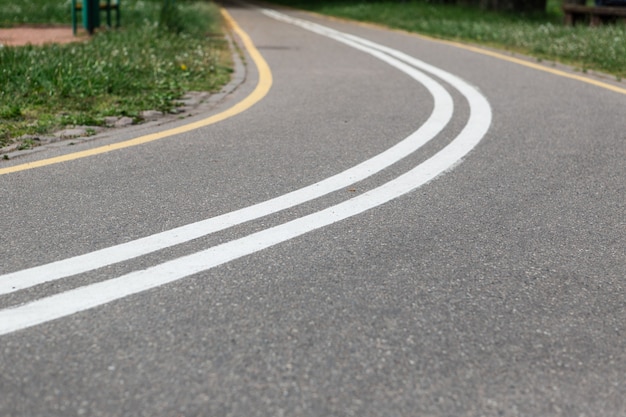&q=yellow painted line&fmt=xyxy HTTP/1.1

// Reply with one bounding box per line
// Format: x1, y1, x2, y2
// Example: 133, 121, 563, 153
0, 9, 272, 176
315, 13, 626, 96
437, 39, 626, 96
